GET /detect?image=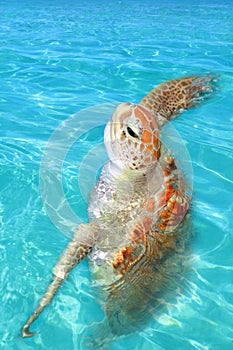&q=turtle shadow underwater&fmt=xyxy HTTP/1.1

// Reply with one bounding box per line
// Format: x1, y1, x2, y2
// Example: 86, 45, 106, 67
21, 75, 218, 345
